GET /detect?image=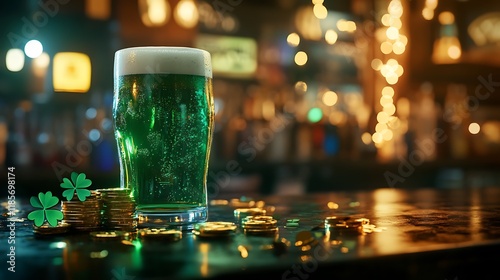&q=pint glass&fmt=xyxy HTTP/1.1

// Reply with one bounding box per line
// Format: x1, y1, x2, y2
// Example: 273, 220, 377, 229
113, 47, 213, 229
